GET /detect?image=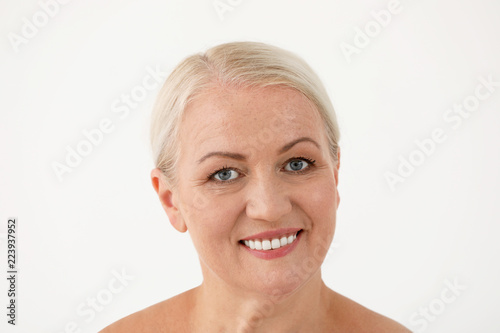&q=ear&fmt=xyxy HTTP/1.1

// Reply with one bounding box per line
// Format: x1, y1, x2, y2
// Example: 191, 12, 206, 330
333, 148, 341, 209
151, 168, 187, 233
